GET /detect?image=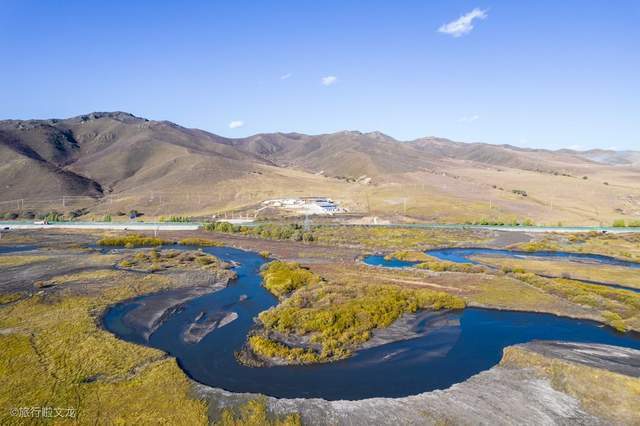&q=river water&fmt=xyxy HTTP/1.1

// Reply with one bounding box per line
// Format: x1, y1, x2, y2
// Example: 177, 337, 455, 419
103, 246, 640, 400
